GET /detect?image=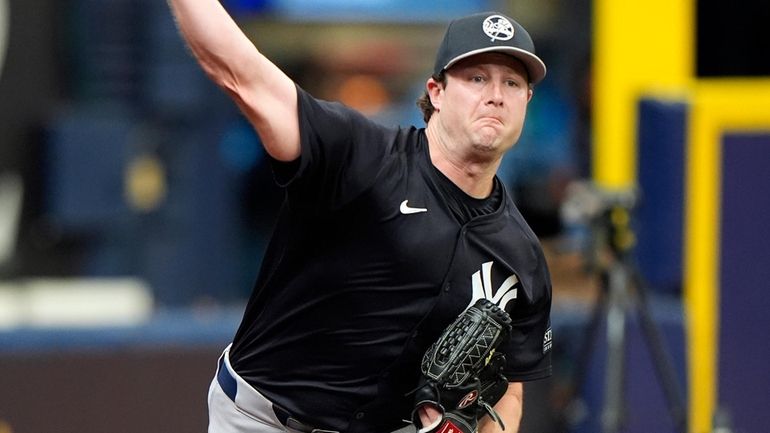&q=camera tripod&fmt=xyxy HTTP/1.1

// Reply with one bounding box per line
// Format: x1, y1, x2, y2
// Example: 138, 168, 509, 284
552, 185, 688, 433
